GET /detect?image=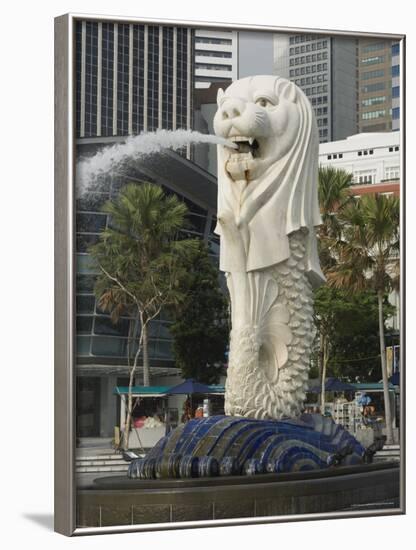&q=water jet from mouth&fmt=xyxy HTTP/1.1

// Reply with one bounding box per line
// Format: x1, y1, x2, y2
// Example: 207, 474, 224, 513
76, 129, 237, 194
